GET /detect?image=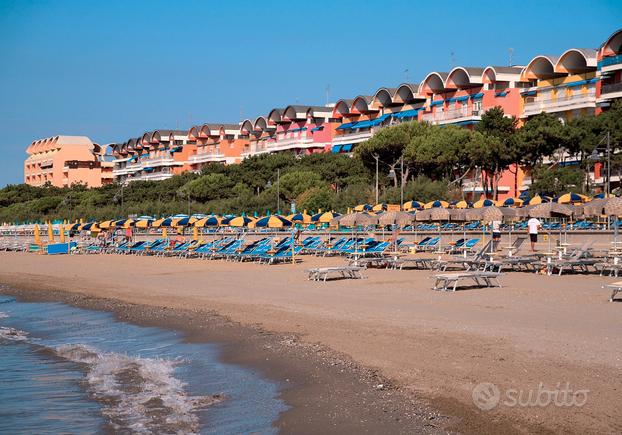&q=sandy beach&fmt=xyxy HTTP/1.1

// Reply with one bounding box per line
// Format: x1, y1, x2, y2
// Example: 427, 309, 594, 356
1, 251, 621, 434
